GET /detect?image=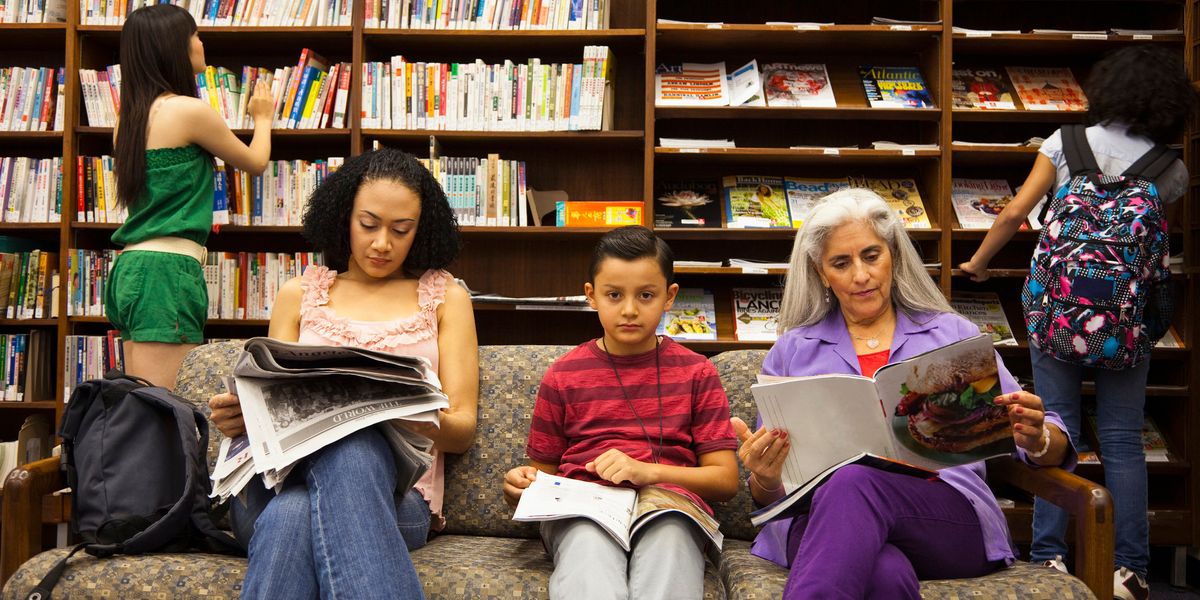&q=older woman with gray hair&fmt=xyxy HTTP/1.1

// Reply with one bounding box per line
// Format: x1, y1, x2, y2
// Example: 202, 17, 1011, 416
730, 189, 1076, 599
